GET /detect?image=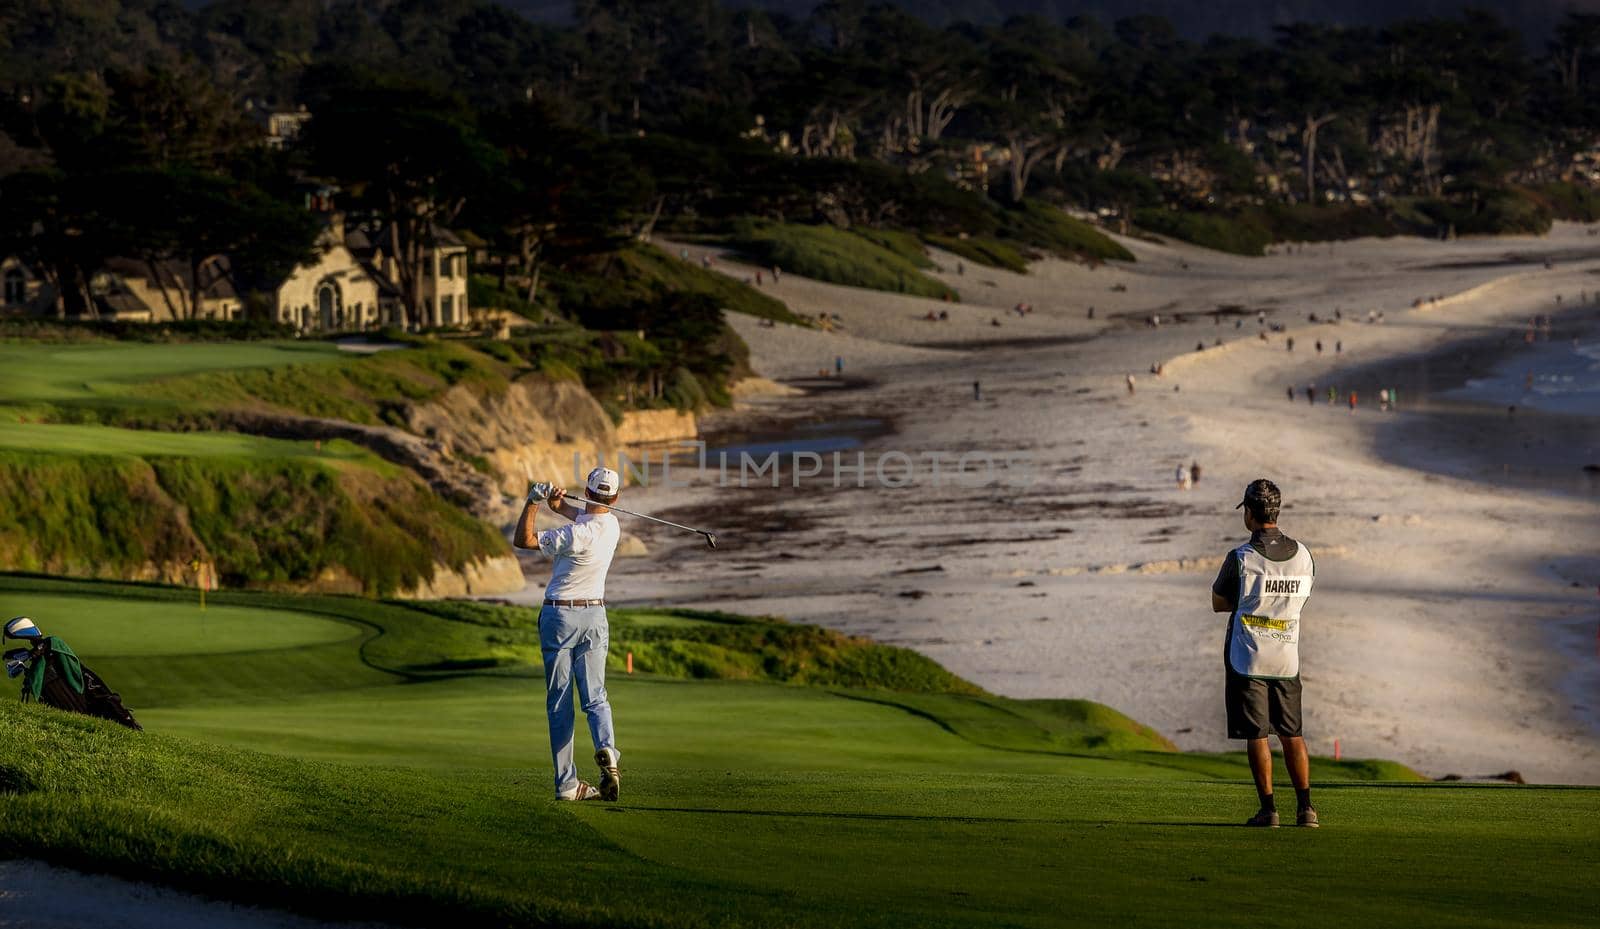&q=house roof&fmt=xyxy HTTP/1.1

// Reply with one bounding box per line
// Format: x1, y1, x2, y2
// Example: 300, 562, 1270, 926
103, 256, 238, 301
356, 222, 465, 251
93, 291, 153, 318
